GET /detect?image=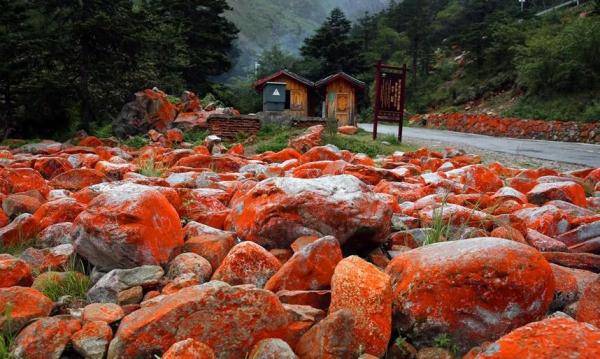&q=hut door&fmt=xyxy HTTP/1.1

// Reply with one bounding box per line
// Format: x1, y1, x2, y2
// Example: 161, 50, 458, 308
335, 93, 350, 126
